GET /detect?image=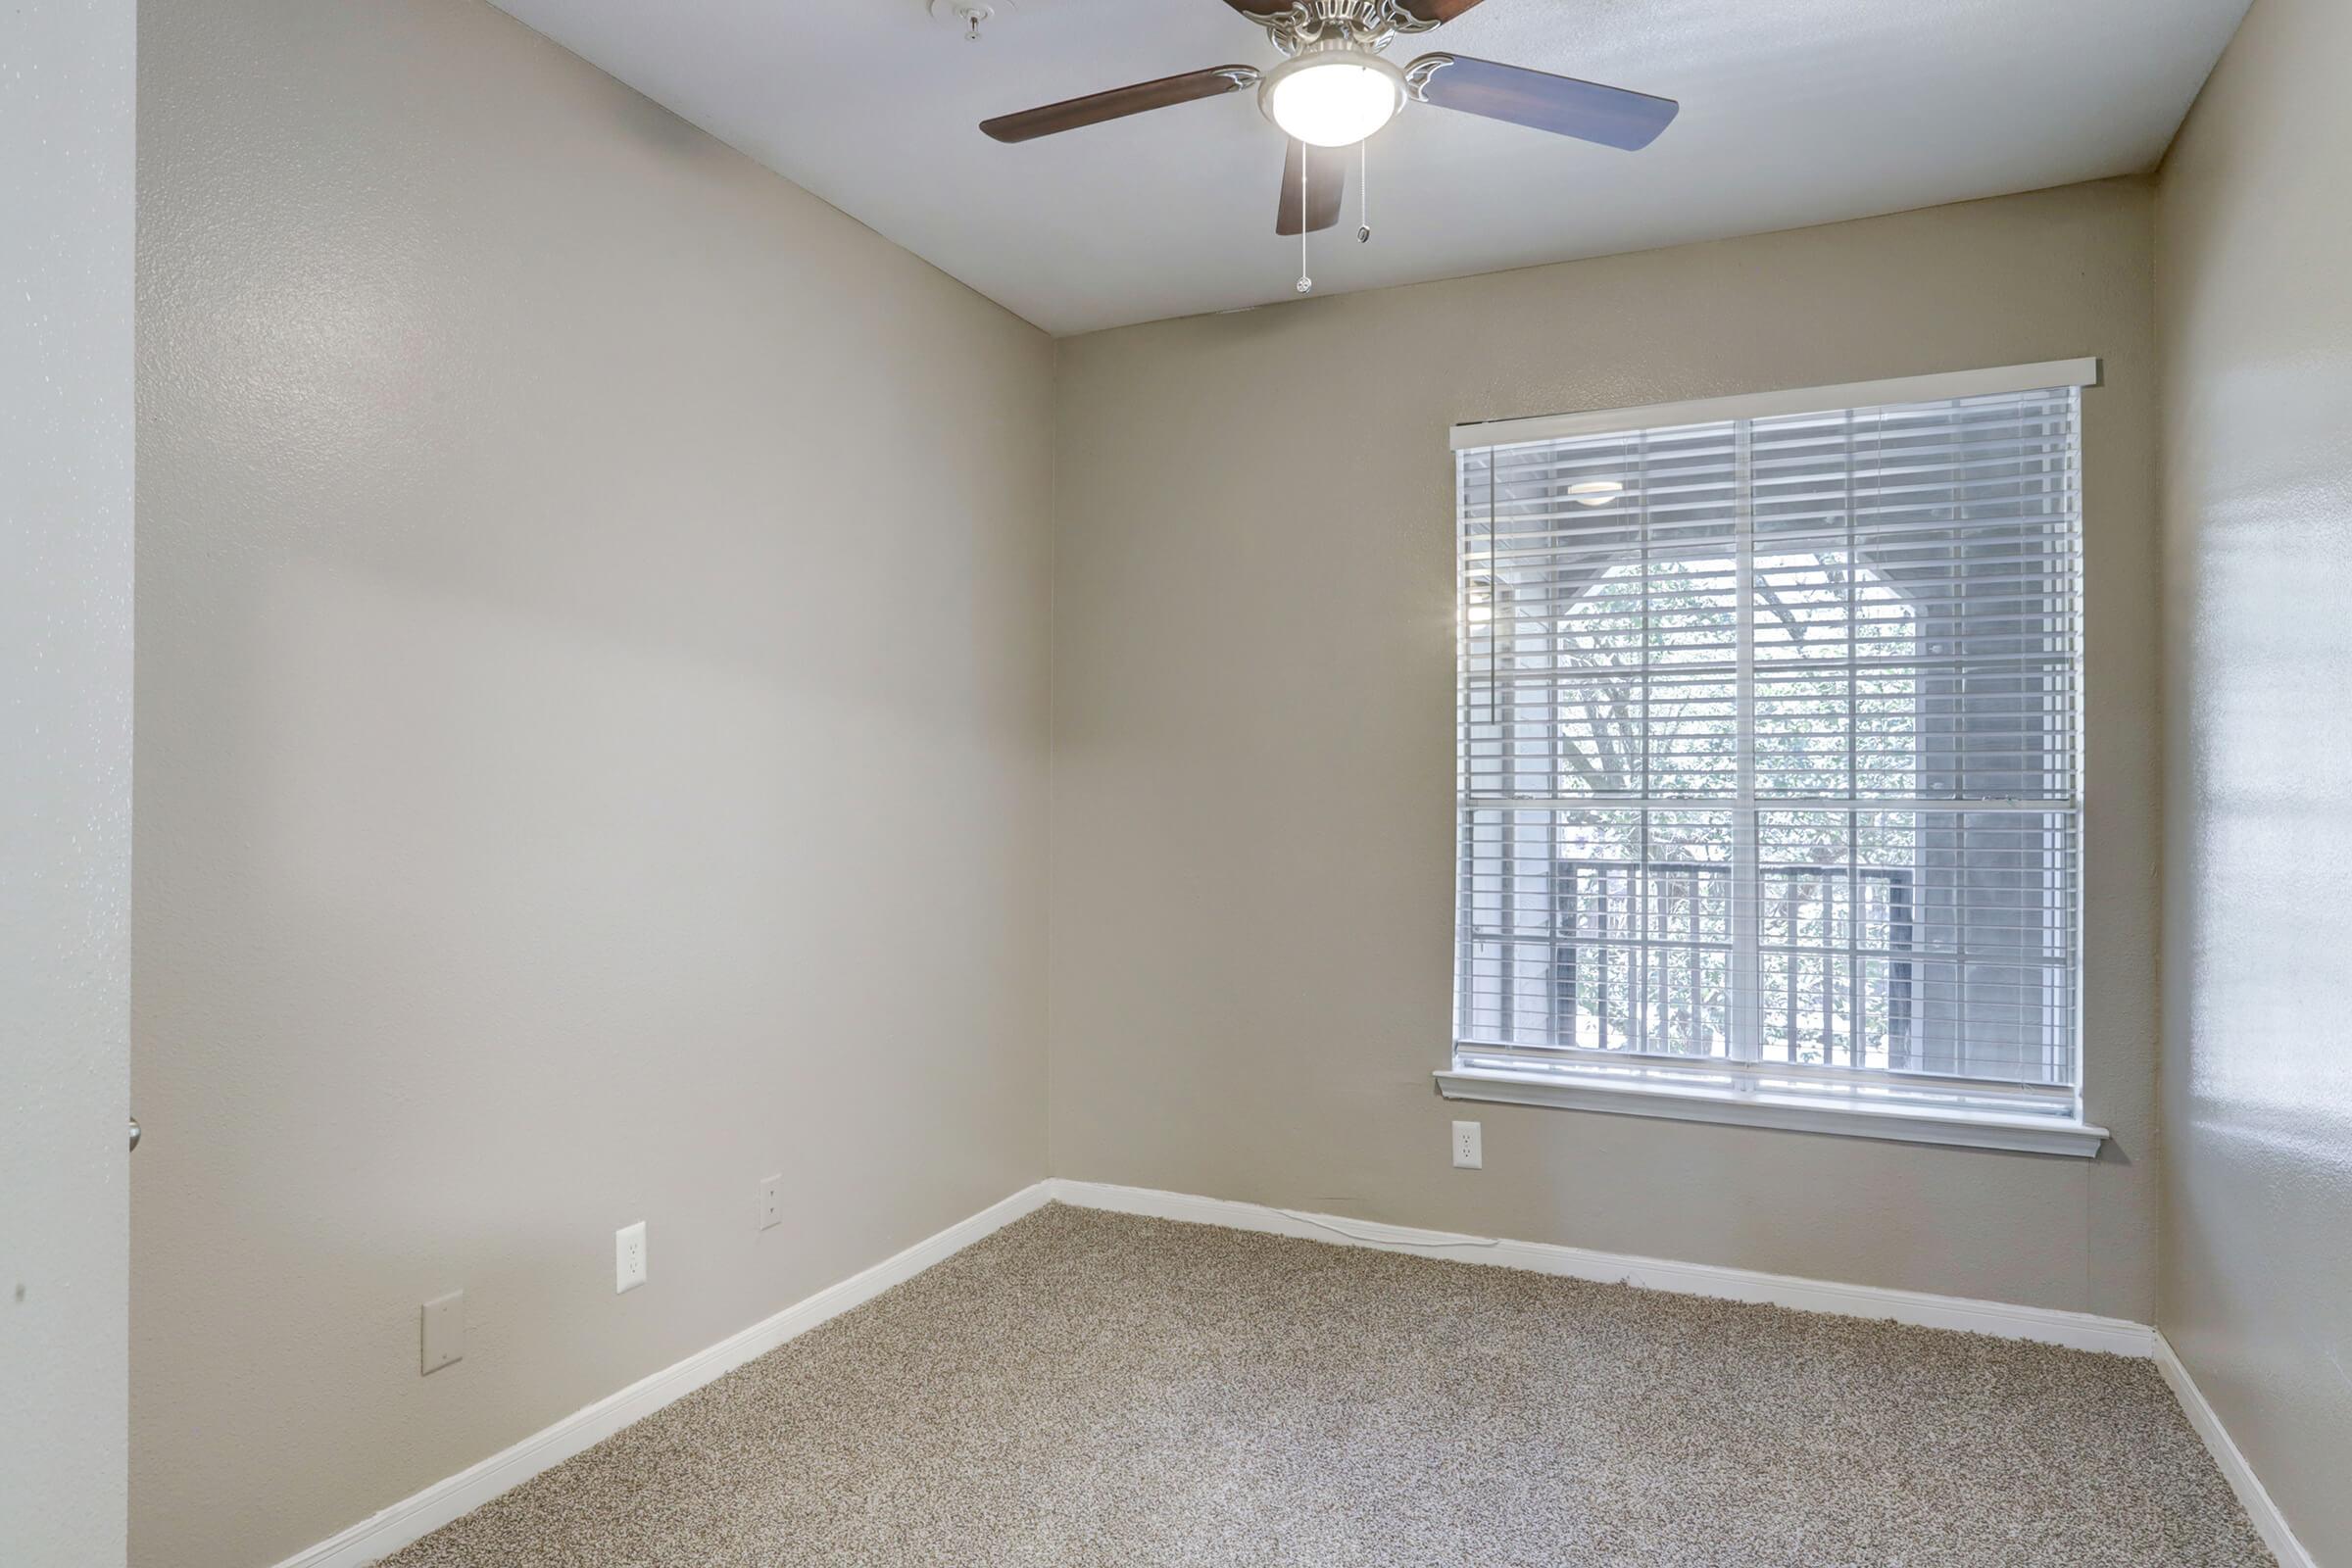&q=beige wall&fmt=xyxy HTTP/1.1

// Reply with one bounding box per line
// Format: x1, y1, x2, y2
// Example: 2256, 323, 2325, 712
2156, 0, 2352, 1557
131, 4, 1053, 1566
1052, 182, 2162, 1320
